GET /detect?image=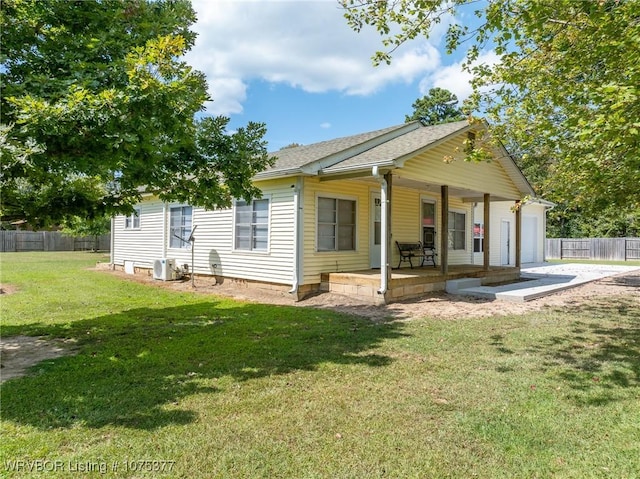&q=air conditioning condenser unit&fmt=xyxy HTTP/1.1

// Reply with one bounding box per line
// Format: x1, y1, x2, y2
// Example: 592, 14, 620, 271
153, 258, 176, 281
